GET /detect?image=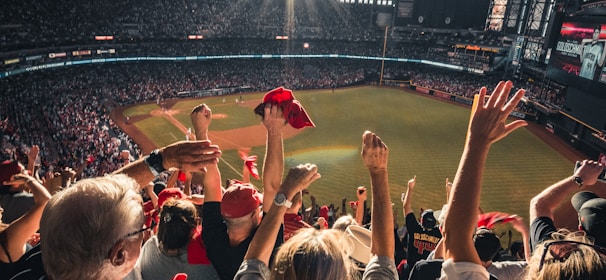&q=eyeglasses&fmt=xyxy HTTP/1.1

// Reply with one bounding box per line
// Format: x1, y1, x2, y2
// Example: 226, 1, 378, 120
123, 219, 157, 239
539, 240, 606, 271
106, 219, 156, 259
